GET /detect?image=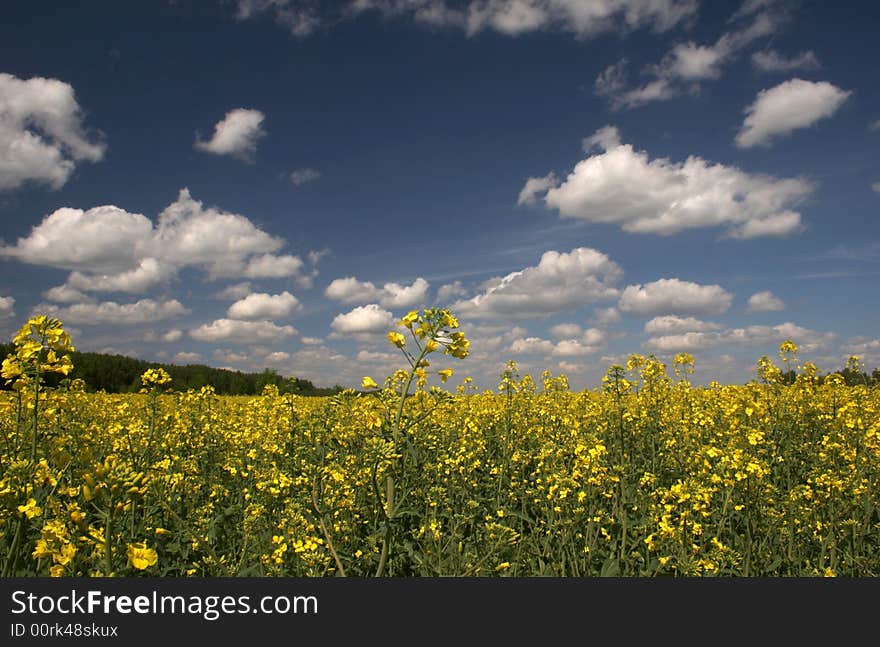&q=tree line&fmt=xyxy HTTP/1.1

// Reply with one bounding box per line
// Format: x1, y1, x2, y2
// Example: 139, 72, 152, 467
0, 343, 344, 396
